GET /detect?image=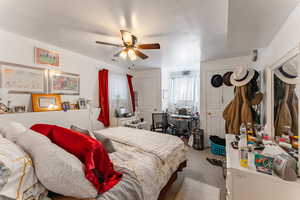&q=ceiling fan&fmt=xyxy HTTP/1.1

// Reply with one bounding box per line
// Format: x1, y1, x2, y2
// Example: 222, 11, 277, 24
96, 30, 160, 60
